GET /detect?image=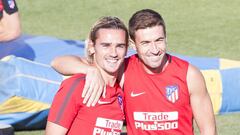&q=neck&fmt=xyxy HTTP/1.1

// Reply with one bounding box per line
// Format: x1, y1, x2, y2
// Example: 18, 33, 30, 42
142, 54, 169, 74
92, 59, 117, 87
99, 69, 117, 87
